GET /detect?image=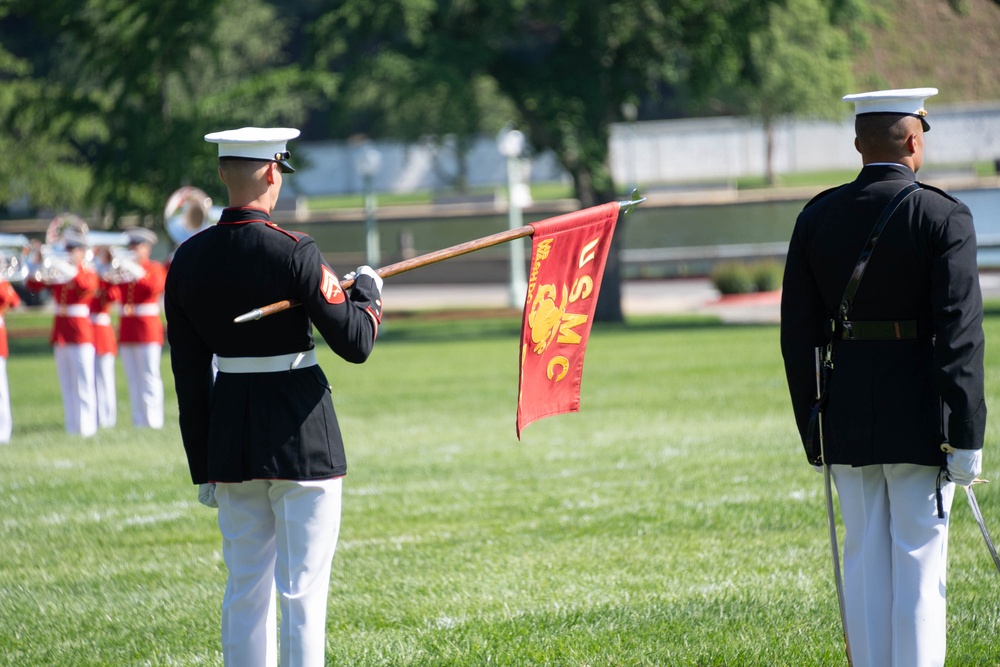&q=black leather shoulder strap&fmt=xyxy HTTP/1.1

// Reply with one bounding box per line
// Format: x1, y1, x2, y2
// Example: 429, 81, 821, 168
838, 182, 922, 320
